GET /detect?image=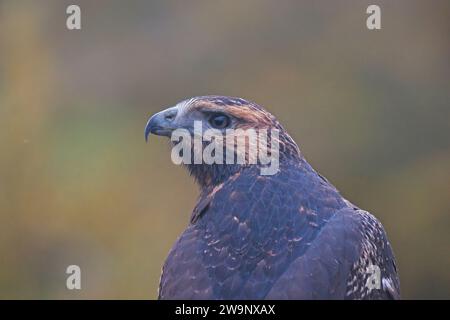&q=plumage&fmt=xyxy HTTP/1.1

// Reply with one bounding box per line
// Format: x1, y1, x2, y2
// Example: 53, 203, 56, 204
145, 96, 400, 299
